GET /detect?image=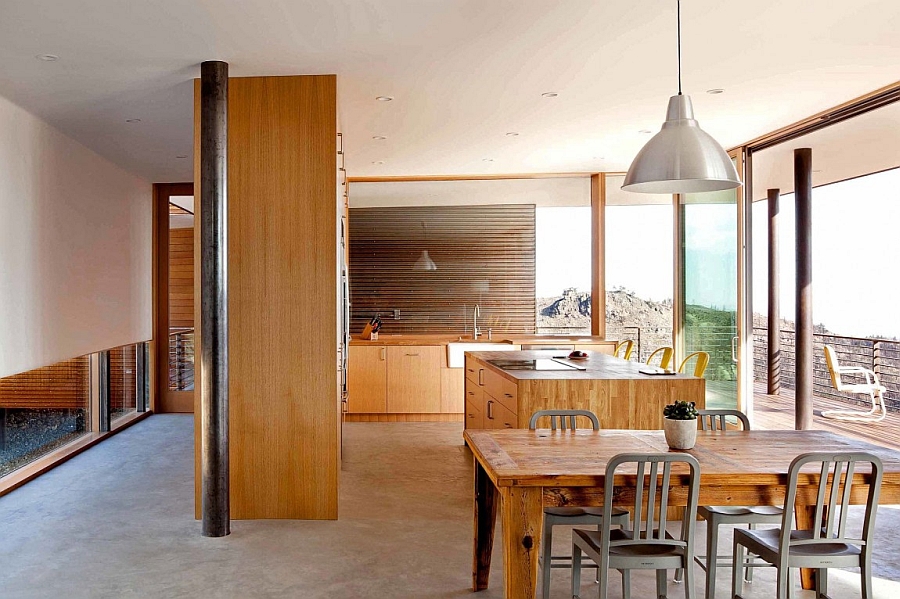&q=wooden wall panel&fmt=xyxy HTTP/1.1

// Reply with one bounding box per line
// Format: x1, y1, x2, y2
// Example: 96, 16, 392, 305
348, 204, 535, 335
194, 75, 339, 520
168, 227, 194, 329
0, 357, 89, 409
